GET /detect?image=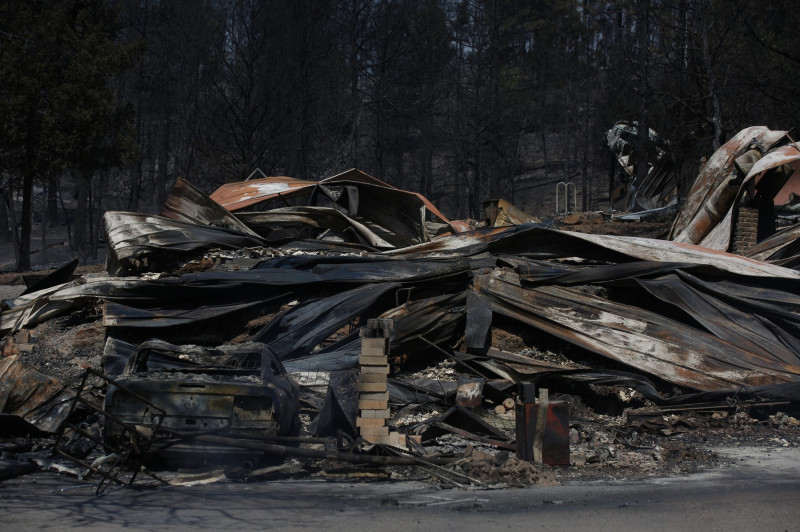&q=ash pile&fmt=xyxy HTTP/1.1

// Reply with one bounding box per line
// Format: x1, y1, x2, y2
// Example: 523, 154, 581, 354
3, 134, 800, 492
